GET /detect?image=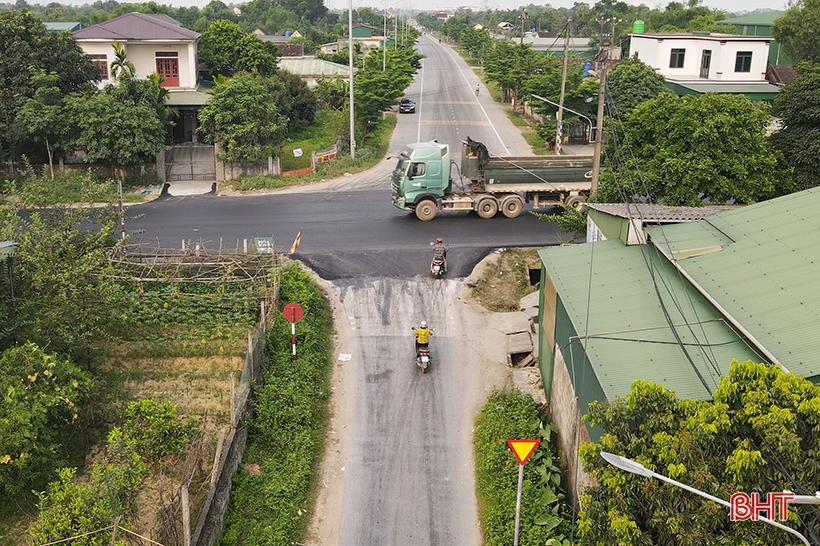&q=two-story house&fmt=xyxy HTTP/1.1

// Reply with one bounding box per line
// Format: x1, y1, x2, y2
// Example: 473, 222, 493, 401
73, 12, 205, 145
629, 32, 780, 100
